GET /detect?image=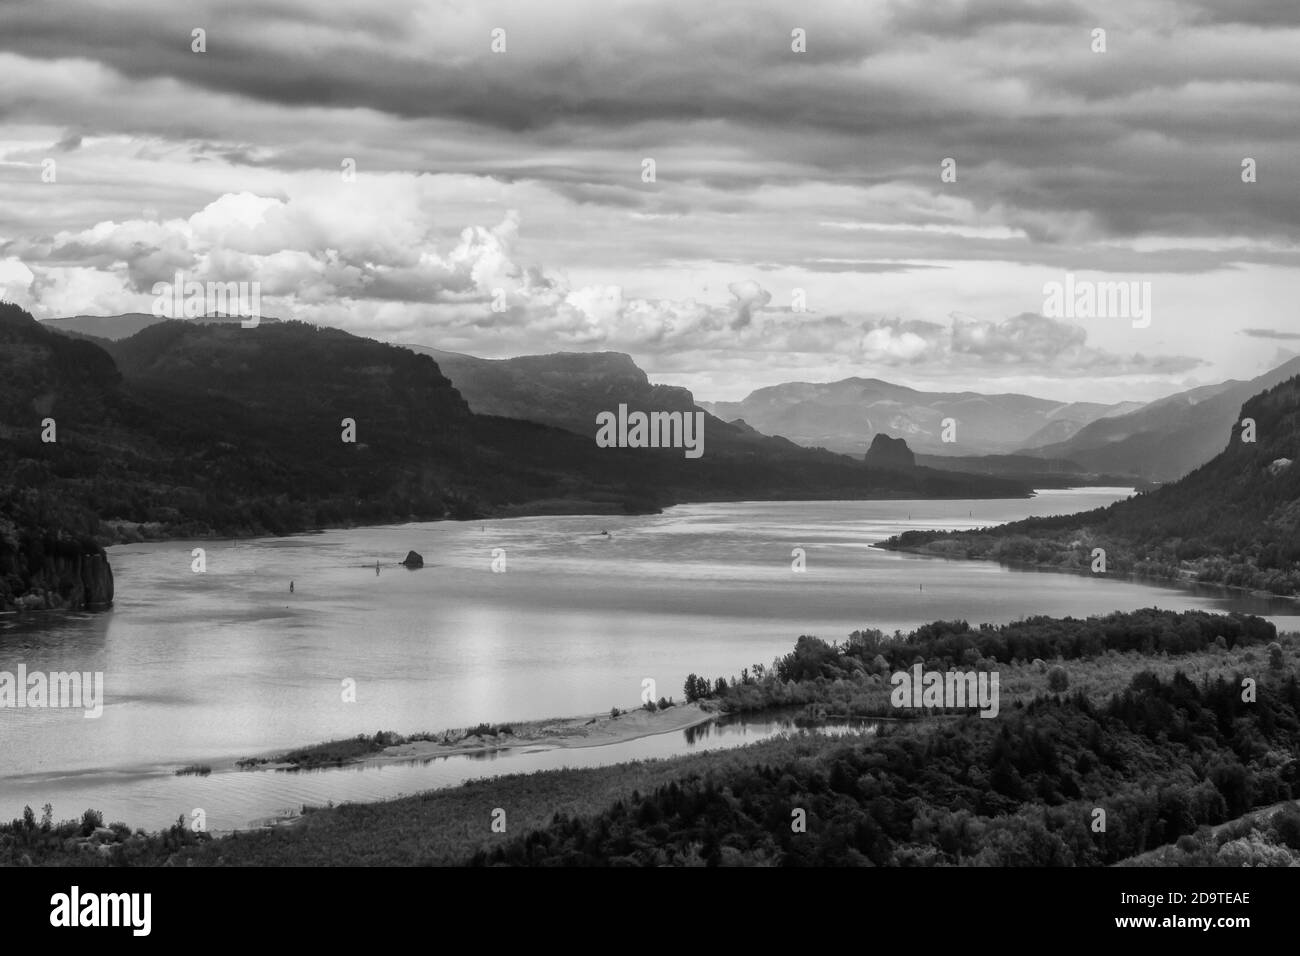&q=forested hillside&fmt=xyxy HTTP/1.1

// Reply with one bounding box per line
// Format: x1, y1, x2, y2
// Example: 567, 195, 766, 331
880, 375, 1300, 595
